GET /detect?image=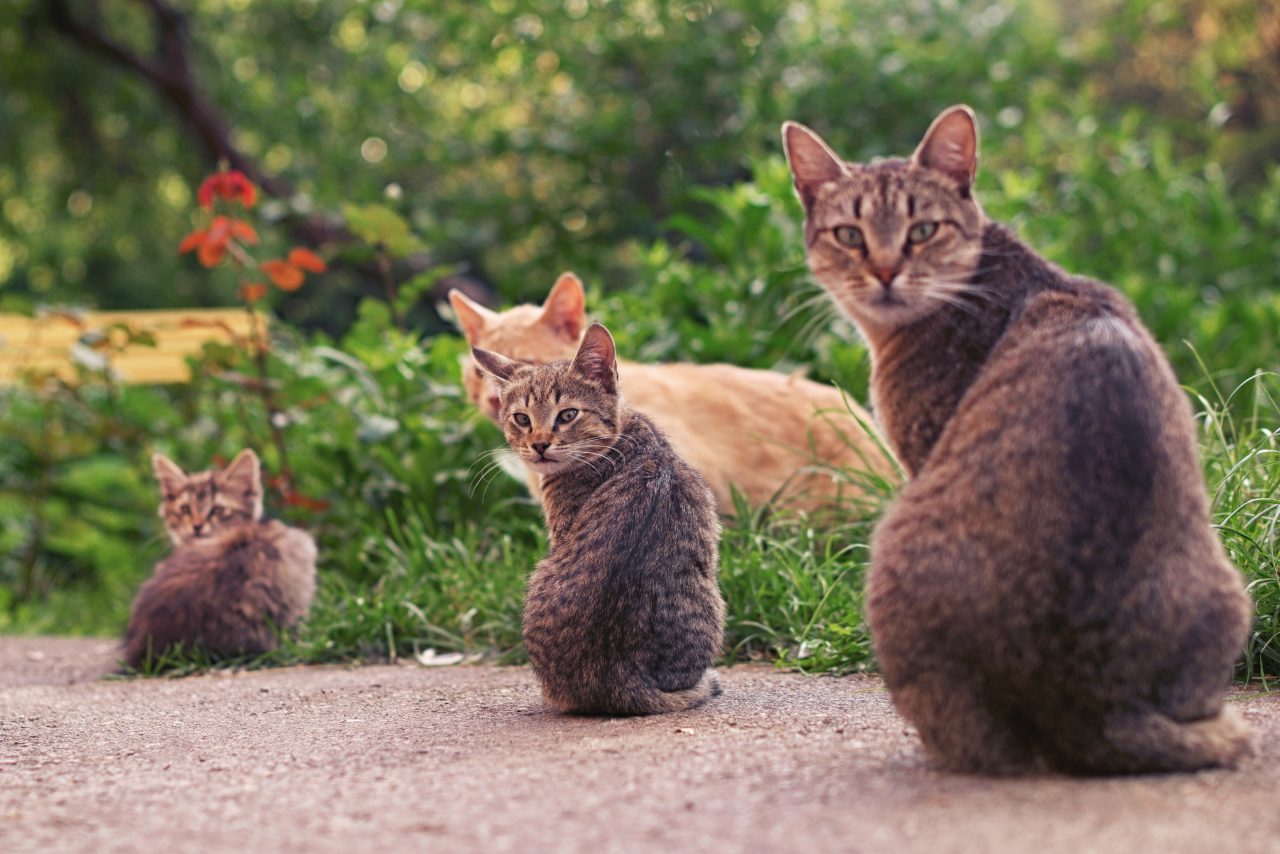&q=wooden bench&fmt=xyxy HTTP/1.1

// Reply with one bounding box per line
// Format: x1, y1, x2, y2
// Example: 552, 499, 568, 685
0, 308, 268, 385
